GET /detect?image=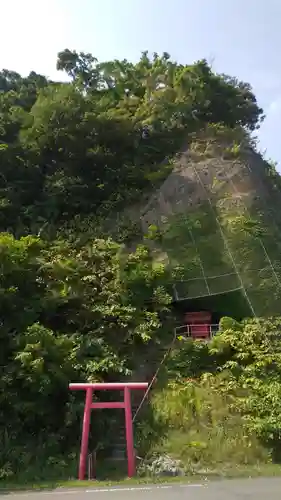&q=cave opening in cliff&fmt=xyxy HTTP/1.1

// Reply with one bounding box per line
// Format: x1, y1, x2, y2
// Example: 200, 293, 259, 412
172, 287, 252, 340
